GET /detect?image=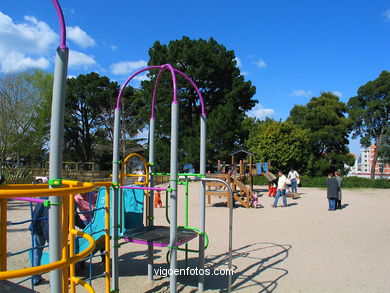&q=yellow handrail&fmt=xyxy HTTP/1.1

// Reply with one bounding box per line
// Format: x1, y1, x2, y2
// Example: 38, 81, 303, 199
120, 153, 149, 186
71, 276, 95, 293
0, 229, 95, 280
0, 180, 98, 292
0, 181, 95, 197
